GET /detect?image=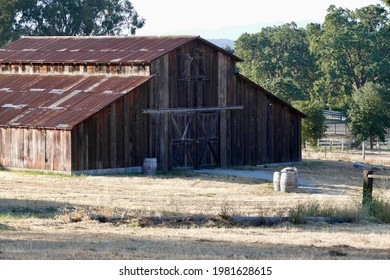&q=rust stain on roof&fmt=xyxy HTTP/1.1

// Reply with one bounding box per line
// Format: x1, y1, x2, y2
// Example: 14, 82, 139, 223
0, 36, 198, 64
0, 74, 151, 129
